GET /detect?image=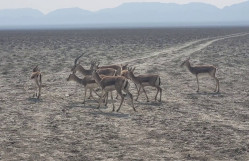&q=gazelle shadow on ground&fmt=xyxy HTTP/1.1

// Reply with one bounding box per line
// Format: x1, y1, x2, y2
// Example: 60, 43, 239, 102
187, 91, 224, 98
89, 110, 130, 118
27, 97, 42, 103
135, 100, 163, 106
